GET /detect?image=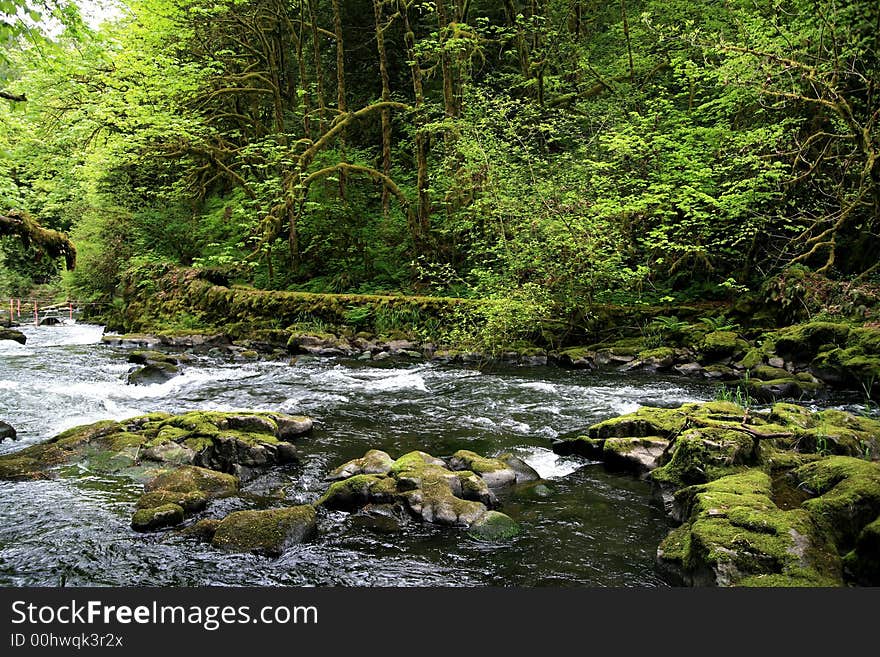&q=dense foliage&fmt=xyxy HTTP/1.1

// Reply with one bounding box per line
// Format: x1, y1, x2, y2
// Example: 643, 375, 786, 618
1, 0, 878, 312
